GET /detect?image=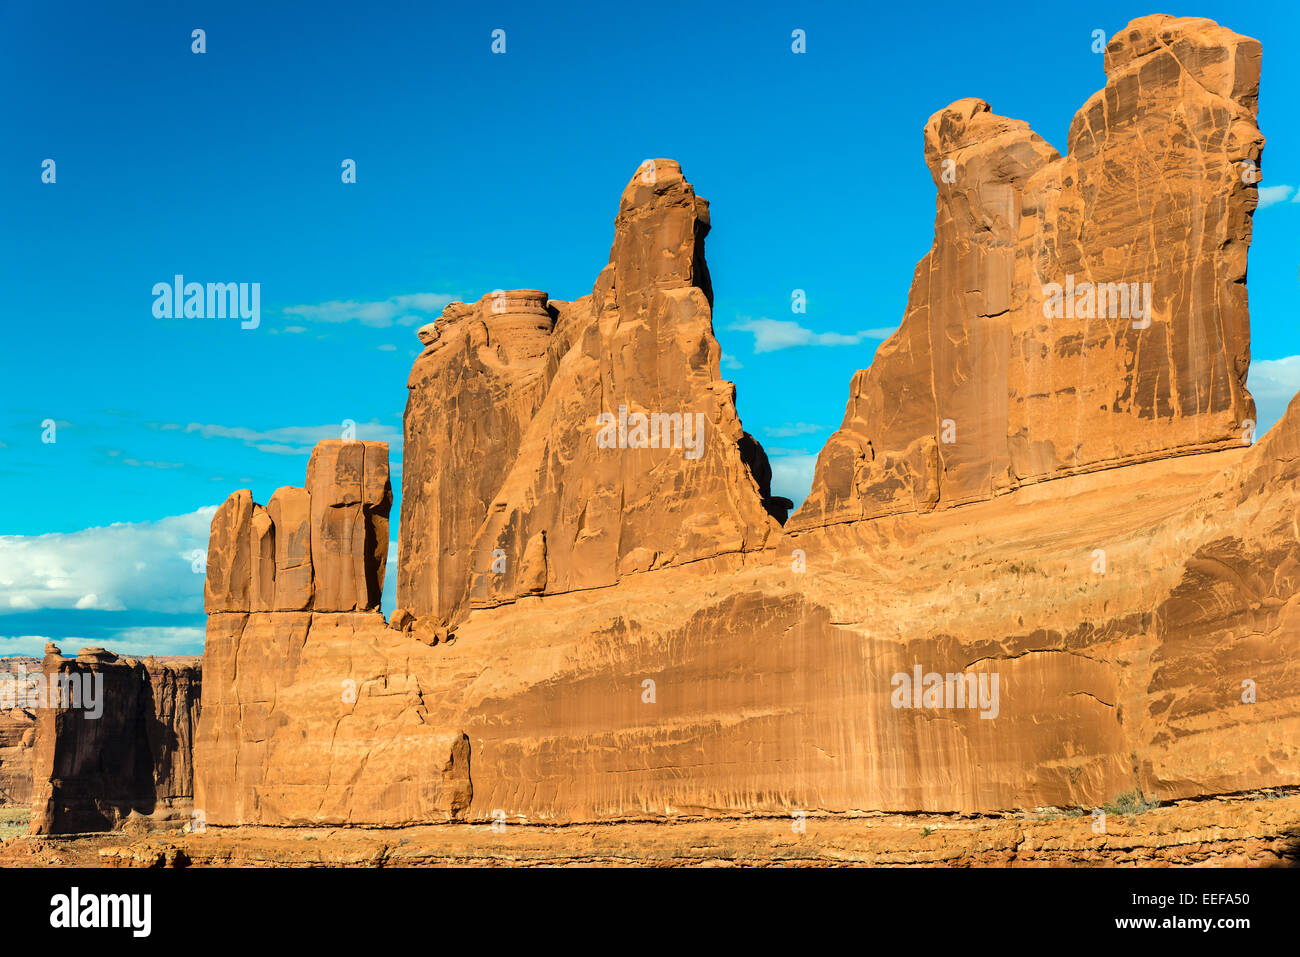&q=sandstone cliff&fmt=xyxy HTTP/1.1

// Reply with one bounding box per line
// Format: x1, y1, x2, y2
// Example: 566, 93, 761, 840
192, 15, 1299, 829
